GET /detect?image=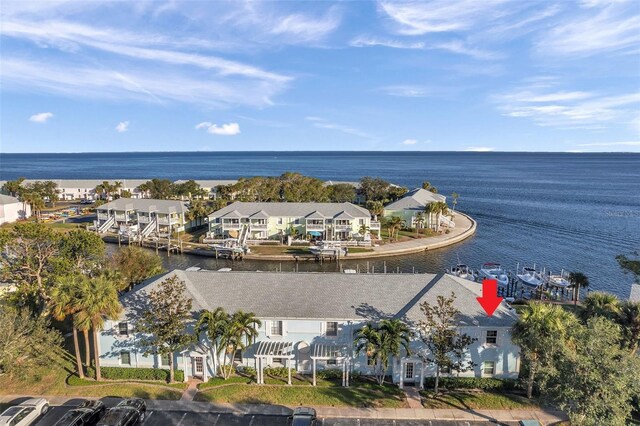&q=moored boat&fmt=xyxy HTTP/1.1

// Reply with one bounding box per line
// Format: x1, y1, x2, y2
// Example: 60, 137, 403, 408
517, 266, 544, 288
447, 264, 476, 281
547, 270, 571, 288
479, 262, 509, 287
